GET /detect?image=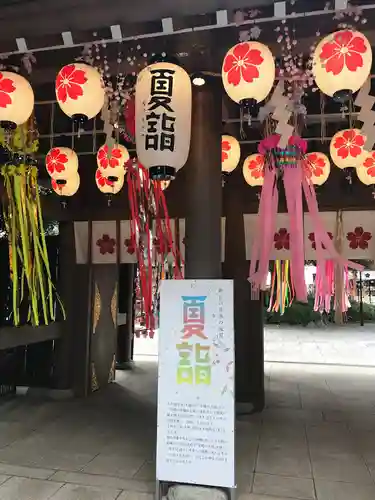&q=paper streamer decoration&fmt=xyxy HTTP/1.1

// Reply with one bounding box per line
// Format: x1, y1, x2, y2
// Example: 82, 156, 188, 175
355, 78, 375, 151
